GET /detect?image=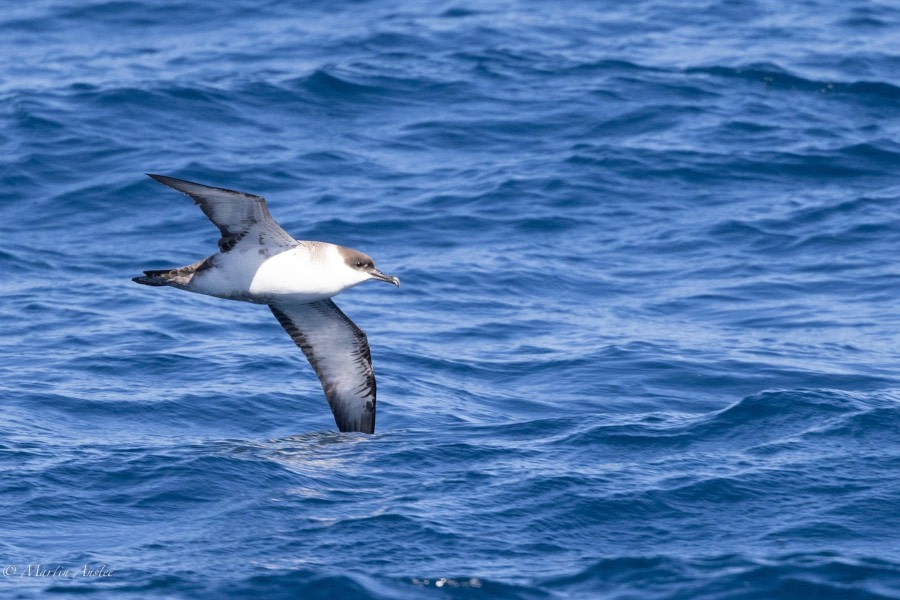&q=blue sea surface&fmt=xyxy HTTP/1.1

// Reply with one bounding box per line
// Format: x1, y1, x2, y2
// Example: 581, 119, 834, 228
2, 1, 900, 598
